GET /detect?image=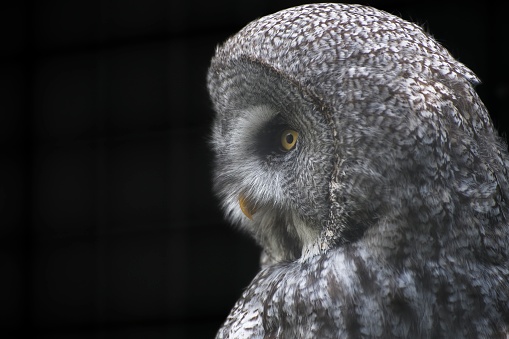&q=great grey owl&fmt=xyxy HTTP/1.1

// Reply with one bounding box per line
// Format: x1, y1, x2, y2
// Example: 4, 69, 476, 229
207, 3, 509, 338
